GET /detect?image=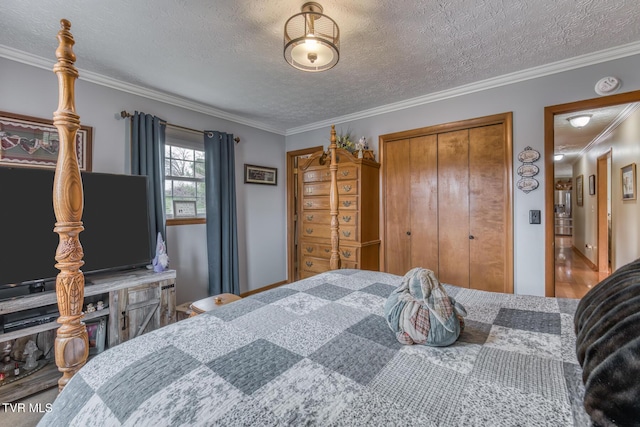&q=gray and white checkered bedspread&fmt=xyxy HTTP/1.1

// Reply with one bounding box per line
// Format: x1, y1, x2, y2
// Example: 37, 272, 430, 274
40, 269, 589, 426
